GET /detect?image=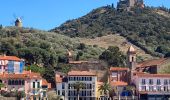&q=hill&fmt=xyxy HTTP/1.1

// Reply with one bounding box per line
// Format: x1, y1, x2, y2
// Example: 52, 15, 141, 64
0, 27, 104, 67
51, 6, 170, 57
